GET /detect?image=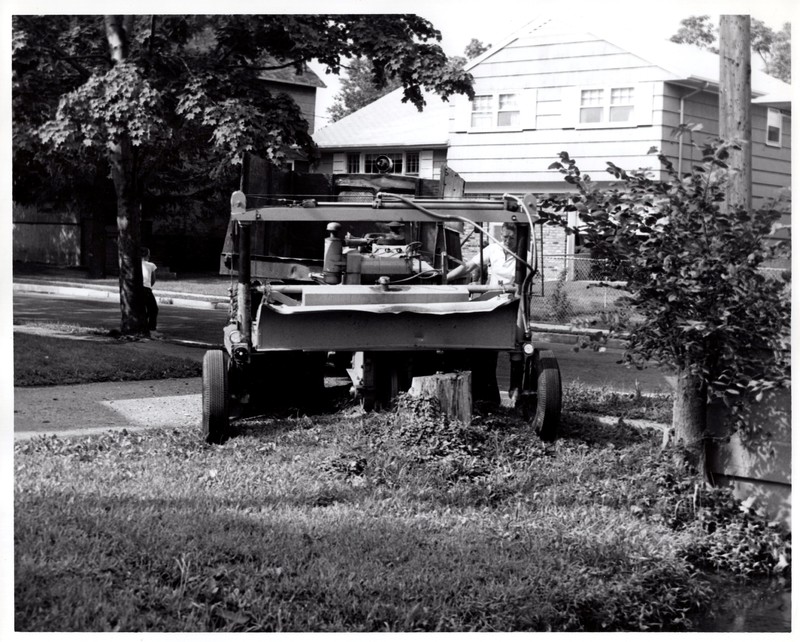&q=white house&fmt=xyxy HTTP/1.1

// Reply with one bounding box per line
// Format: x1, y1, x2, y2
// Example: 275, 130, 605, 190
315, 15, 790, 195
